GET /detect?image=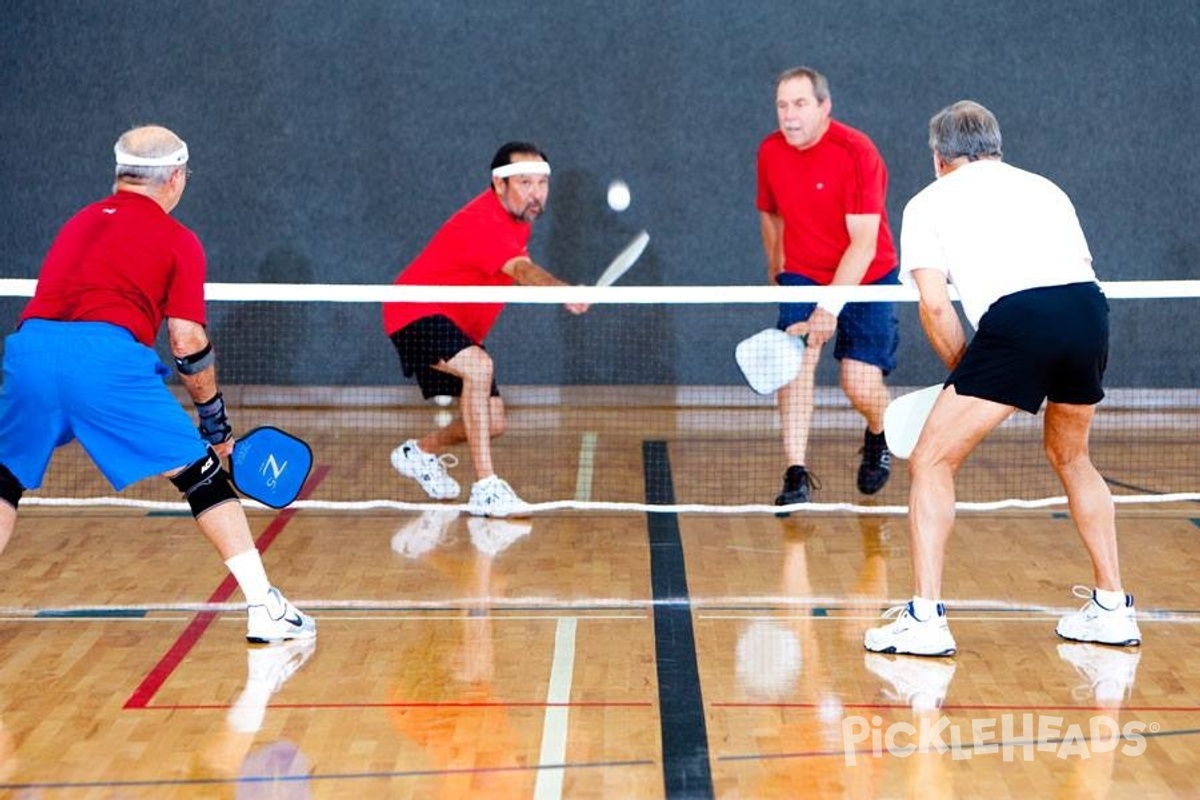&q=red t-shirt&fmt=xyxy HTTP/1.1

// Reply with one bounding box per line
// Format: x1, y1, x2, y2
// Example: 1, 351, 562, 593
756, 120, 897, 285
20, 191, 207, 346
383, 190, 530, 343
